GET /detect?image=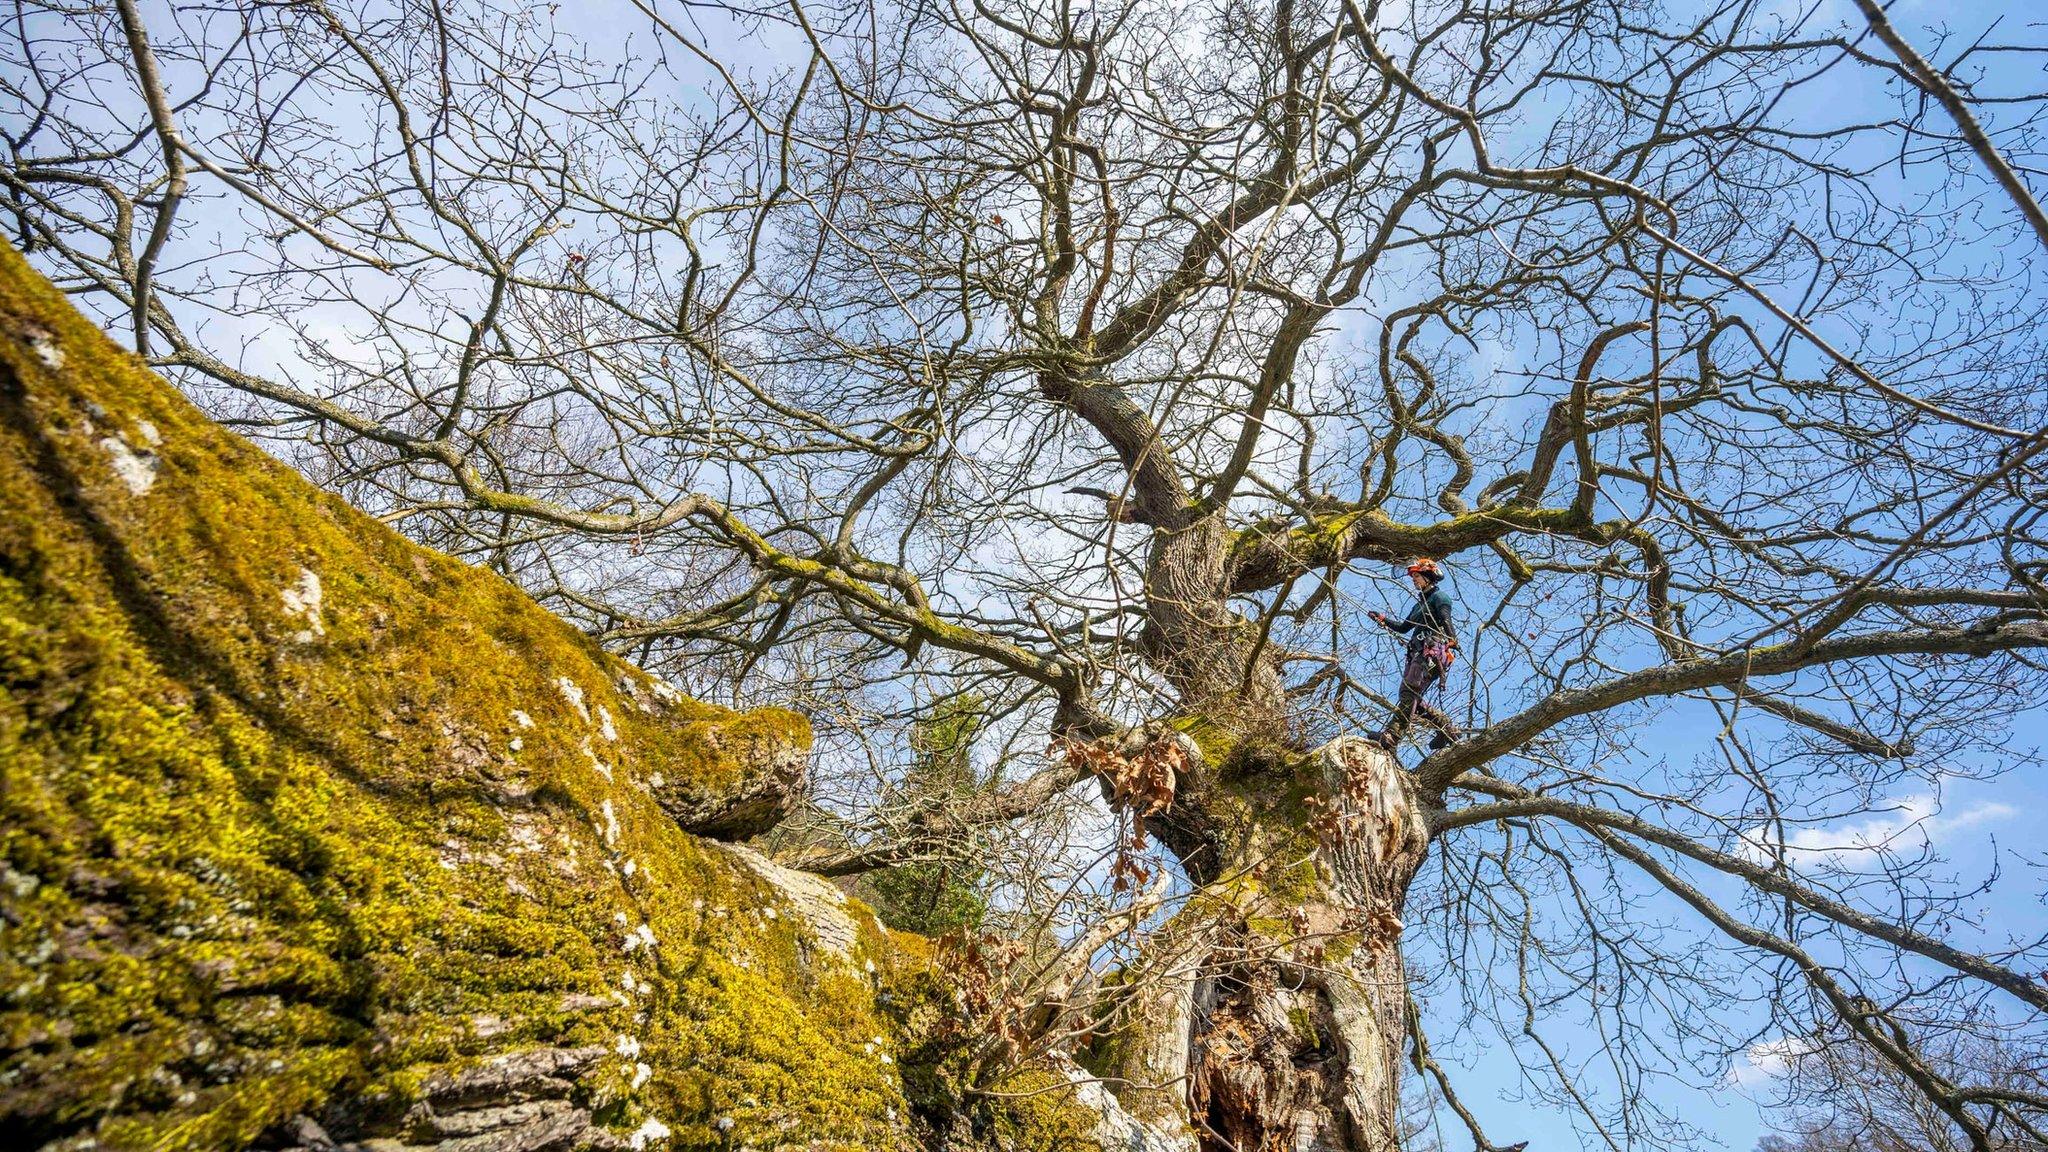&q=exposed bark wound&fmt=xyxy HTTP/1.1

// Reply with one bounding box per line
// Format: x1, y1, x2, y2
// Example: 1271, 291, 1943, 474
1184, 738, 1427, 1152
1191, 968, 1352, 1151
